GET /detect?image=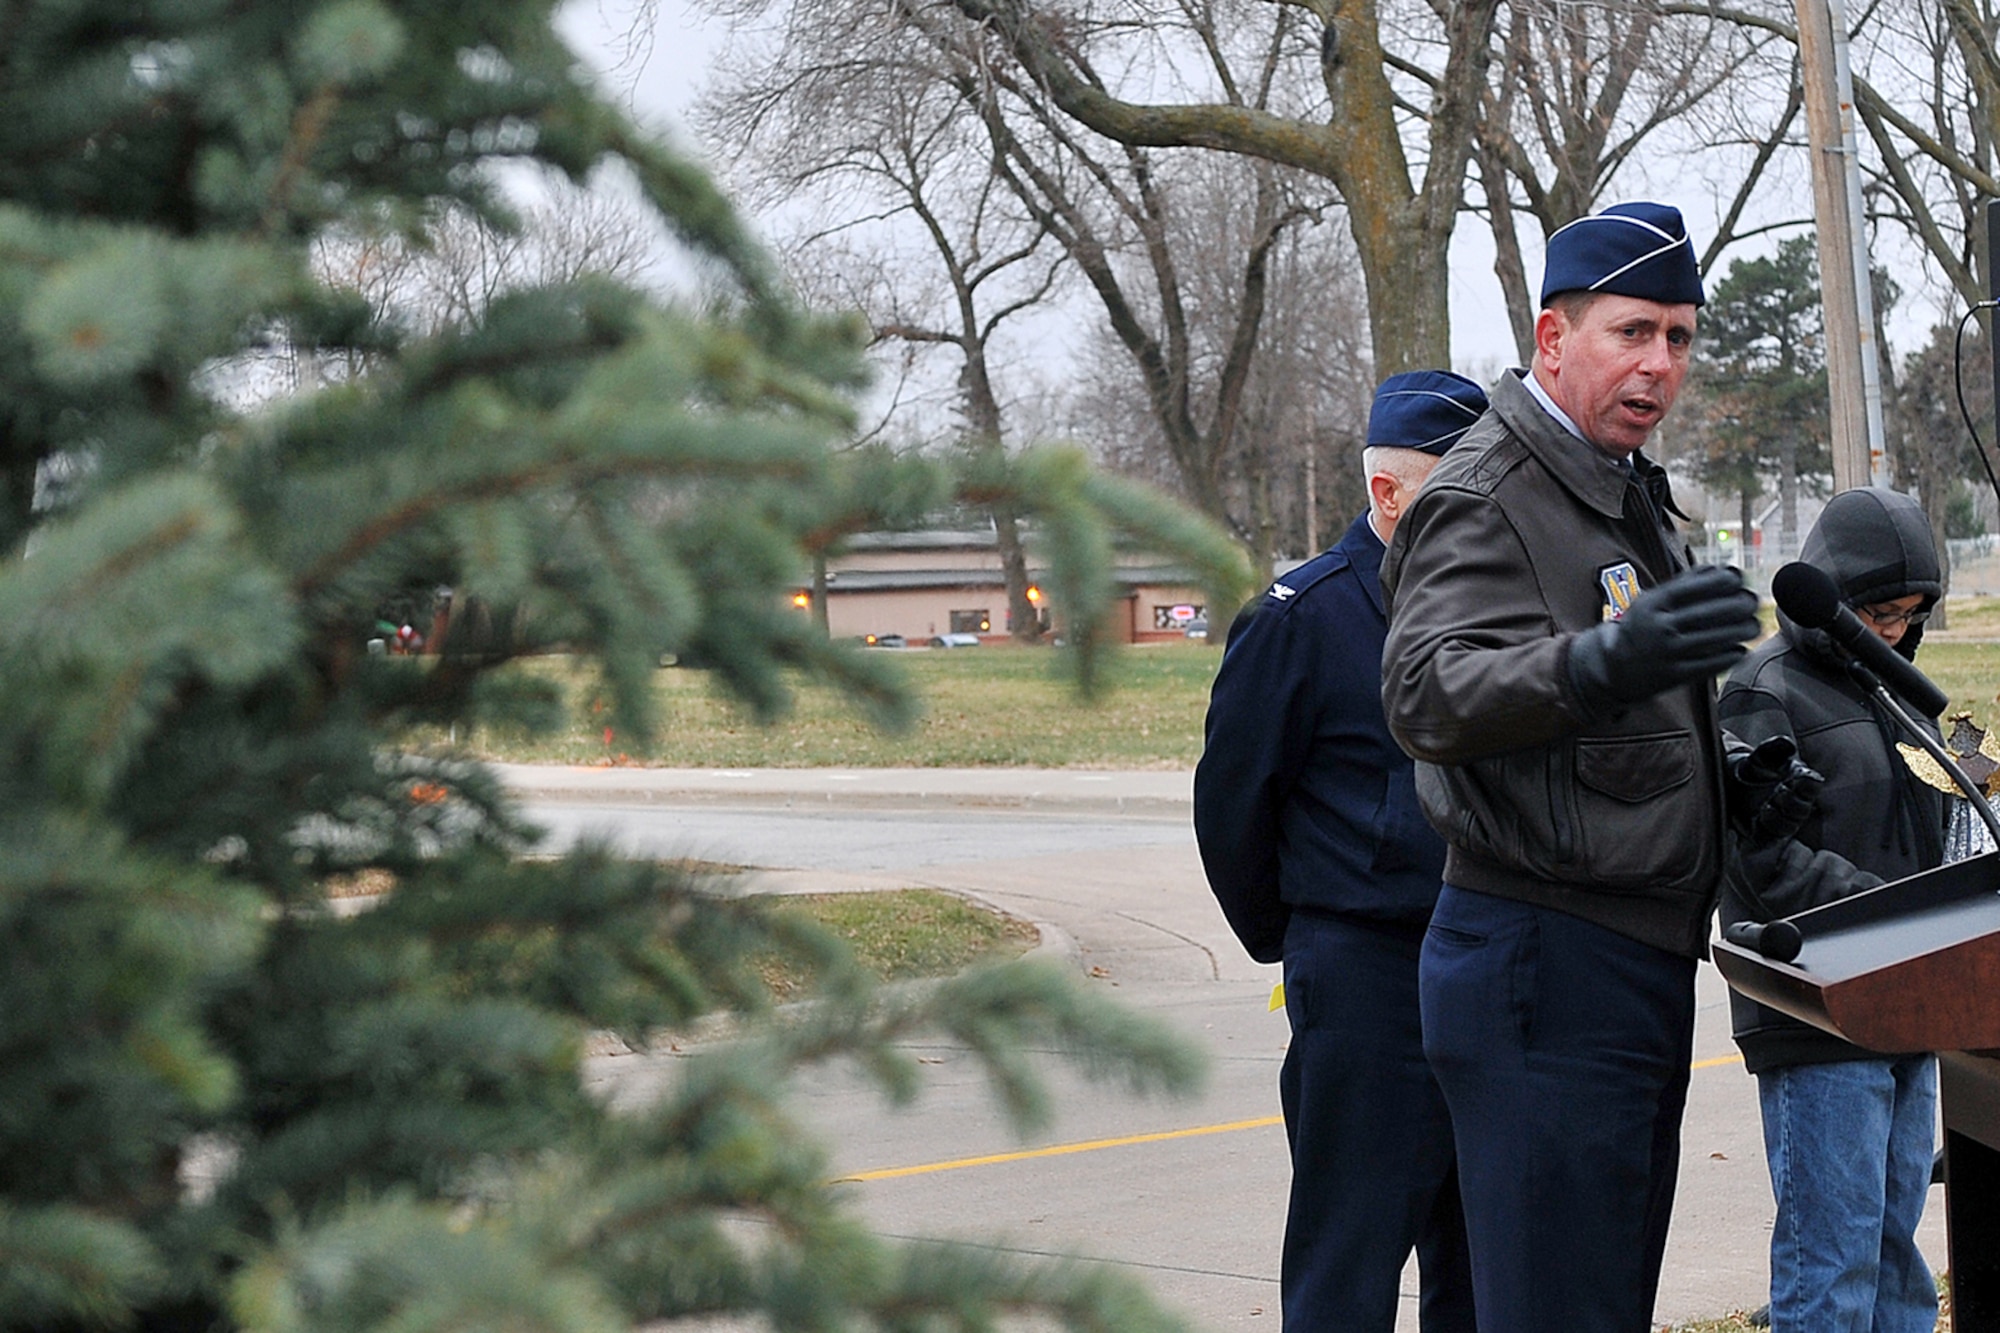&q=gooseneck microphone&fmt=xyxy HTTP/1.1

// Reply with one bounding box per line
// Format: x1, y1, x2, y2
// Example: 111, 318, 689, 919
1769, 562, 1951, 719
